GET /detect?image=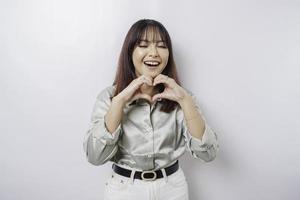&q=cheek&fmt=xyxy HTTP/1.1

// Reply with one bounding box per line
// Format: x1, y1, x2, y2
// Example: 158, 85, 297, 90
133, 50, 145, 60
132, 52, 145, 69
161, 51, 169, 63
